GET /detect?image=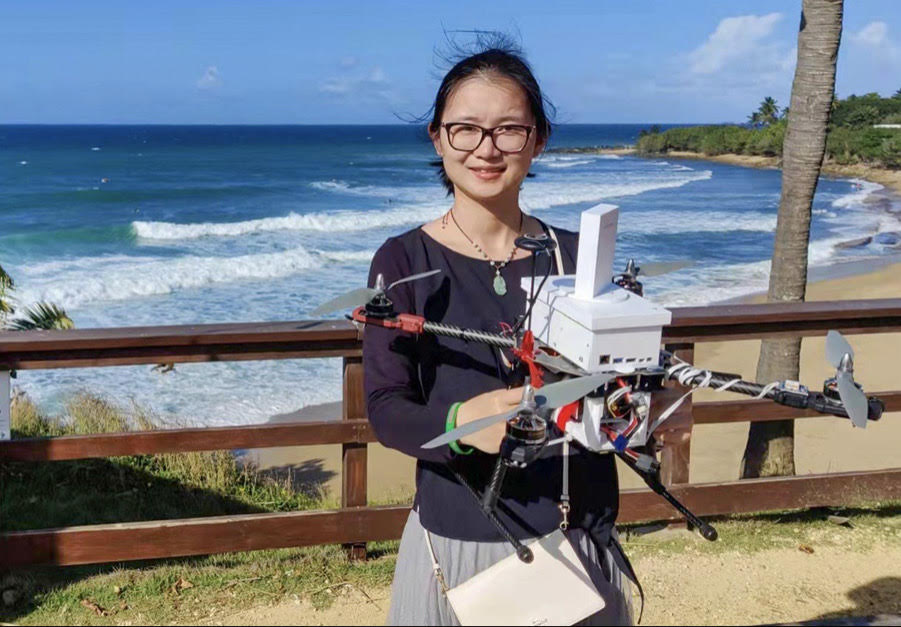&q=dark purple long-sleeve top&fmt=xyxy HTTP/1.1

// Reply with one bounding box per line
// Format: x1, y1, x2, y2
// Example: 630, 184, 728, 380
363, 224, 619, 544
